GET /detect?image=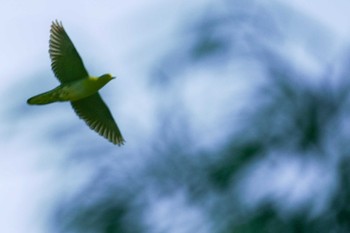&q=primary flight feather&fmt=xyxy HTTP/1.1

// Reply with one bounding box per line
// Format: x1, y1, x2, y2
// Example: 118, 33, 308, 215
27, 20, 125, 145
